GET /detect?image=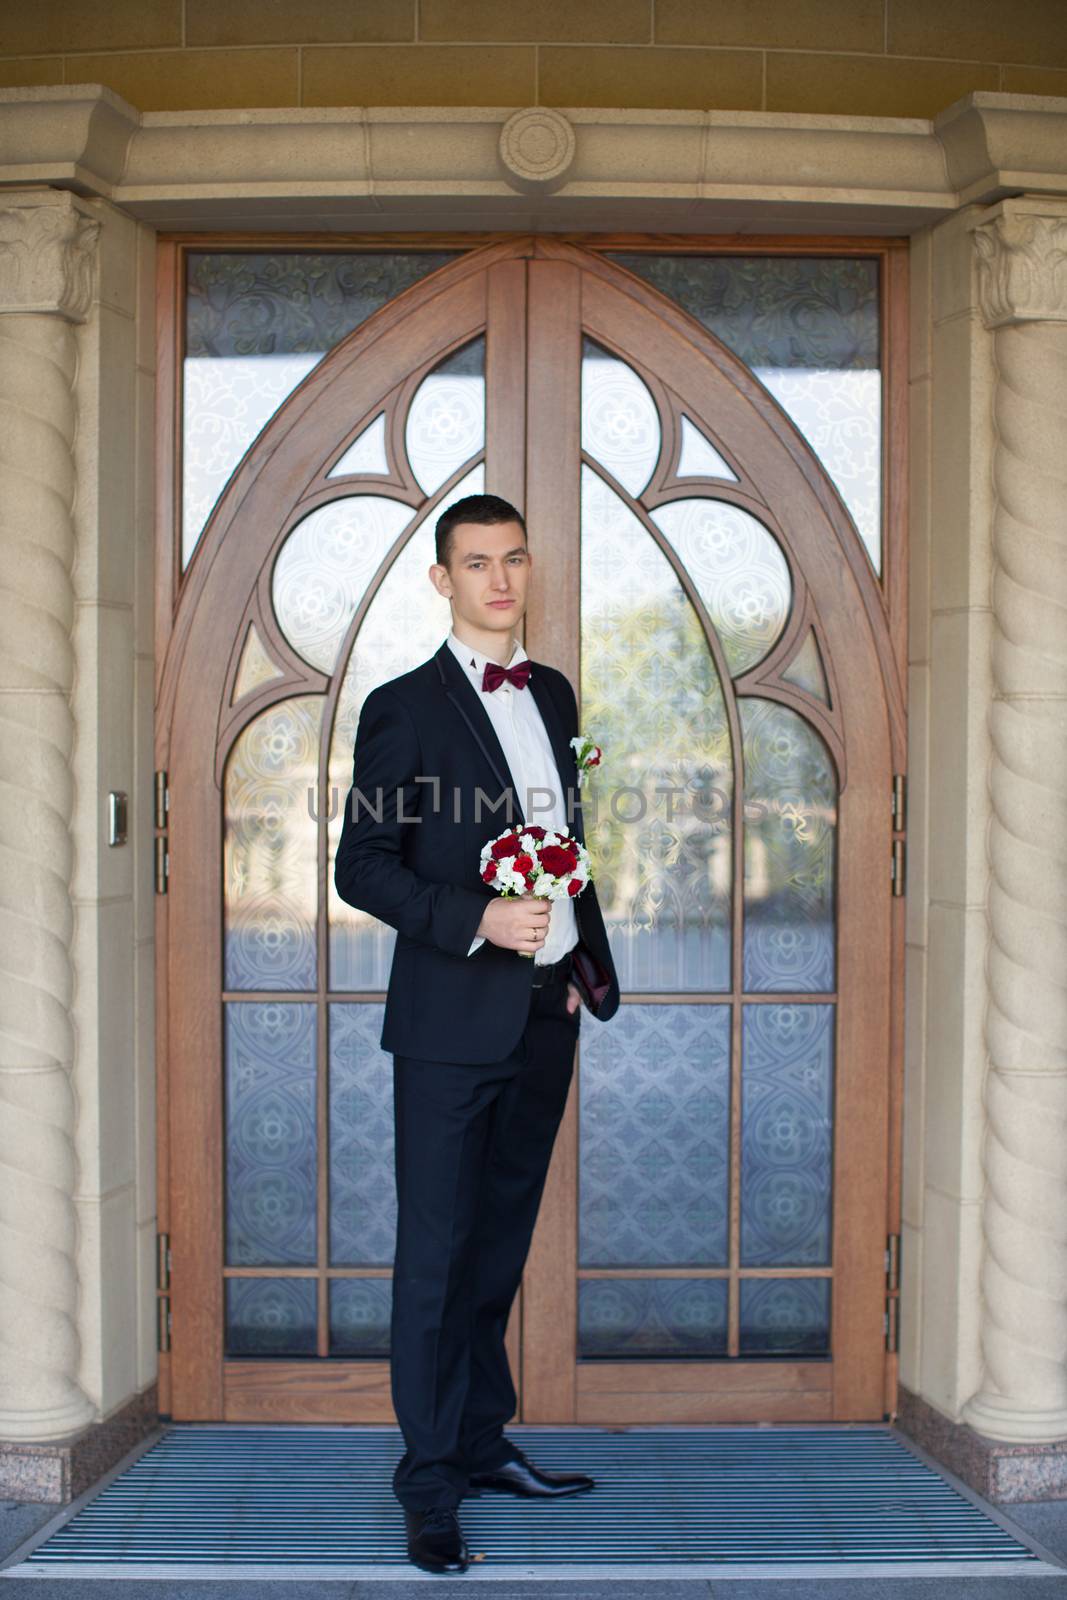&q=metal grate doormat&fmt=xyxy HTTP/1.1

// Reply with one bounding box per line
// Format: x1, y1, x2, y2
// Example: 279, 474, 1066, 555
16, 1425, 1045, 1574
